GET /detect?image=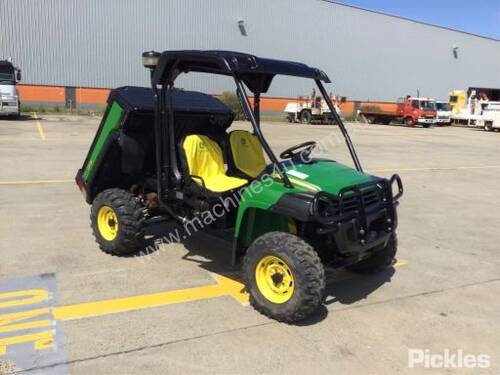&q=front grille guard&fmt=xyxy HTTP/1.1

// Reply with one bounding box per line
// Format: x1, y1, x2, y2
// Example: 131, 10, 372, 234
312, 174, 403, 226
